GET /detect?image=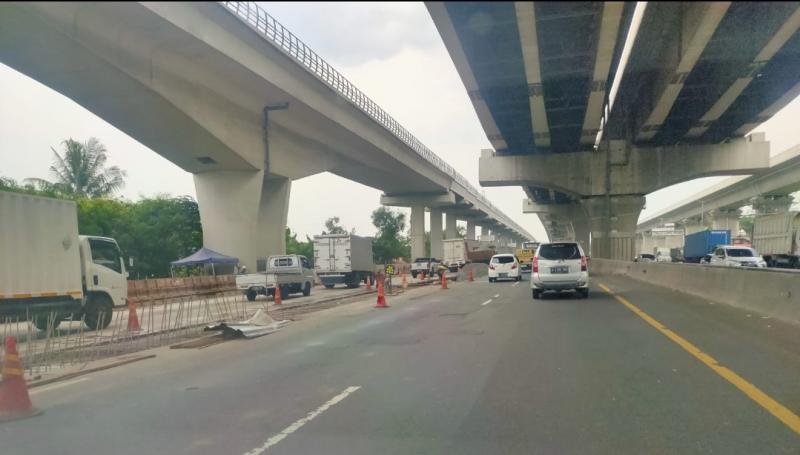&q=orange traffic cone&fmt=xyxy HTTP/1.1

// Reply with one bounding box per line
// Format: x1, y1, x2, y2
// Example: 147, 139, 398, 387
273, 286, 282, 305
468, 269, 474, 282
366, 275, 372, 291
441, 271, 448, 289
375, 281, 389, 308
127, 299, 141, 332
401, 273, 408, 289
0, 336, 40, 422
